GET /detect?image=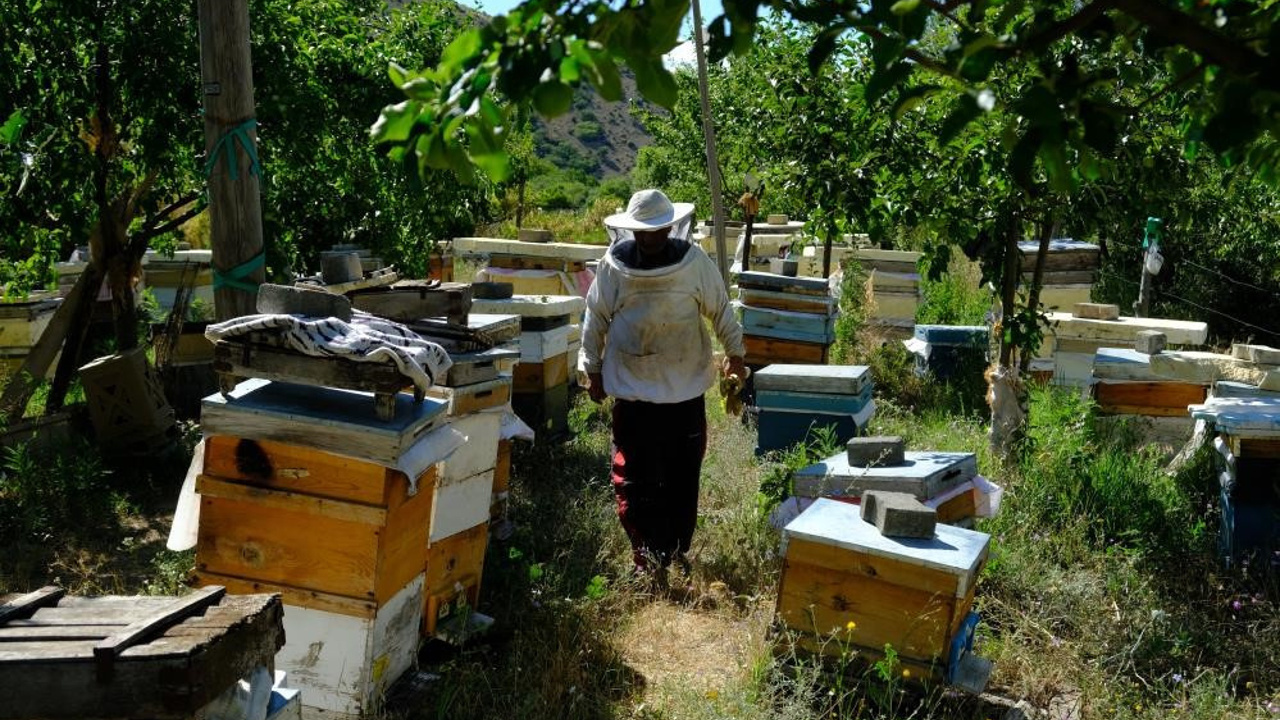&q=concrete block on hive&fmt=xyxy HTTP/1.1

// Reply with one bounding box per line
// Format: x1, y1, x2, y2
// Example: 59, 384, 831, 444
1135, 330, 1166, 355
847, 435, 905, 466
1232, 343, 1280, 366
1073, 302, 1120, 320
861, 490, 937, 538
257, 283, 353, 321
